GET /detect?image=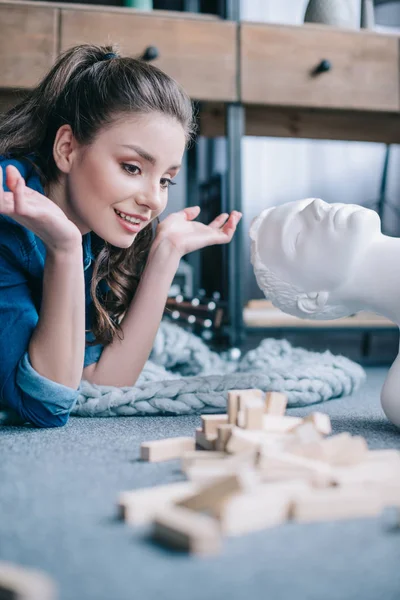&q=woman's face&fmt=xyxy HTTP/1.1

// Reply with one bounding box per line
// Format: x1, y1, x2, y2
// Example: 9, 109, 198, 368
67, 112, 186, 246
251, 198, 381, 291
